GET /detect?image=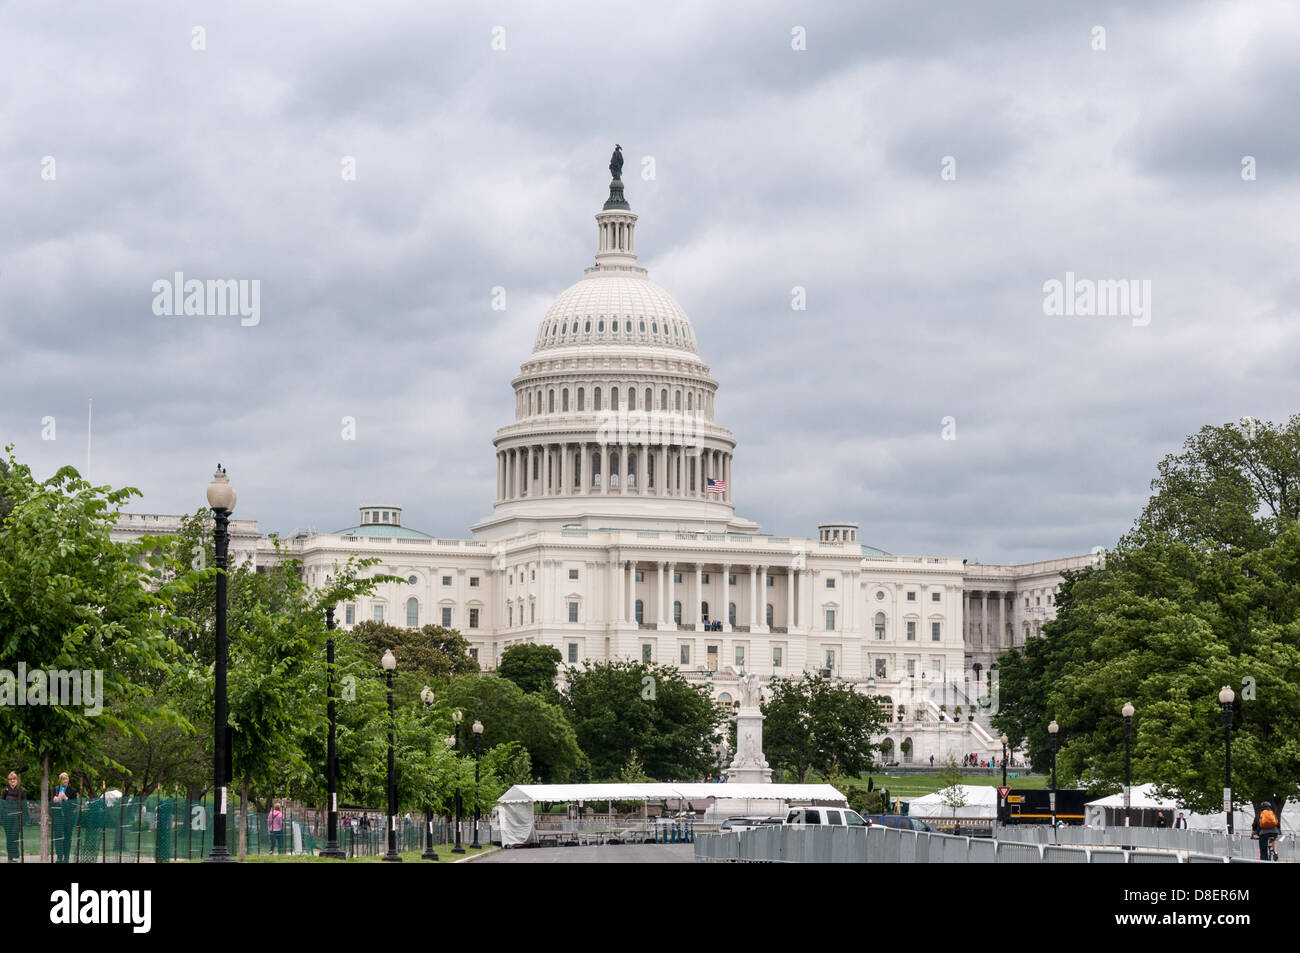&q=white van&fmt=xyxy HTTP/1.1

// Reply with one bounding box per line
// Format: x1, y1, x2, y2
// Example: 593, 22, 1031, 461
784, 806, 868, 827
